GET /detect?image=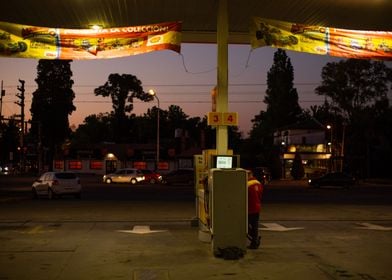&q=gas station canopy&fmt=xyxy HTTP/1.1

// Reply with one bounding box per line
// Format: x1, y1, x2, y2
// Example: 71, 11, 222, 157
1, 0, 390, 155
0, 0, 391, 44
